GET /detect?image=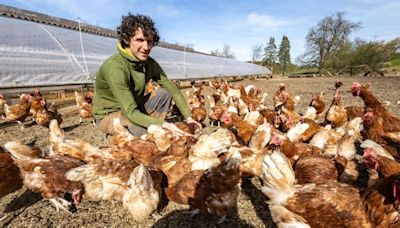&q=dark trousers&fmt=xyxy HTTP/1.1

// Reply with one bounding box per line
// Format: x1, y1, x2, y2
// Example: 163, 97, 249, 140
96, 88, 172, 137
